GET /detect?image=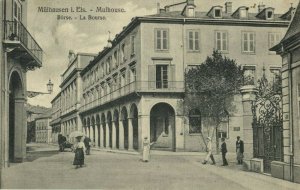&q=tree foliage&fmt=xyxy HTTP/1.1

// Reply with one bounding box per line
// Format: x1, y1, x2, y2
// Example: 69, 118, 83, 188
185, 50, 244, 125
